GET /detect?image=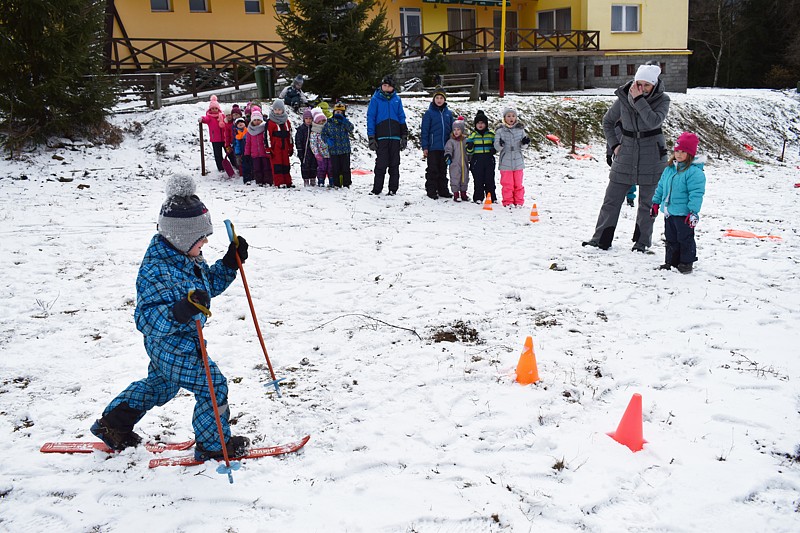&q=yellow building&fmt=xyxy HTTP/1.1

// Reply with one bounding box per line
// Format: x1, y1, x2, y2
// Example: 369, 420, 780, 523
108, 0, 690, 91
